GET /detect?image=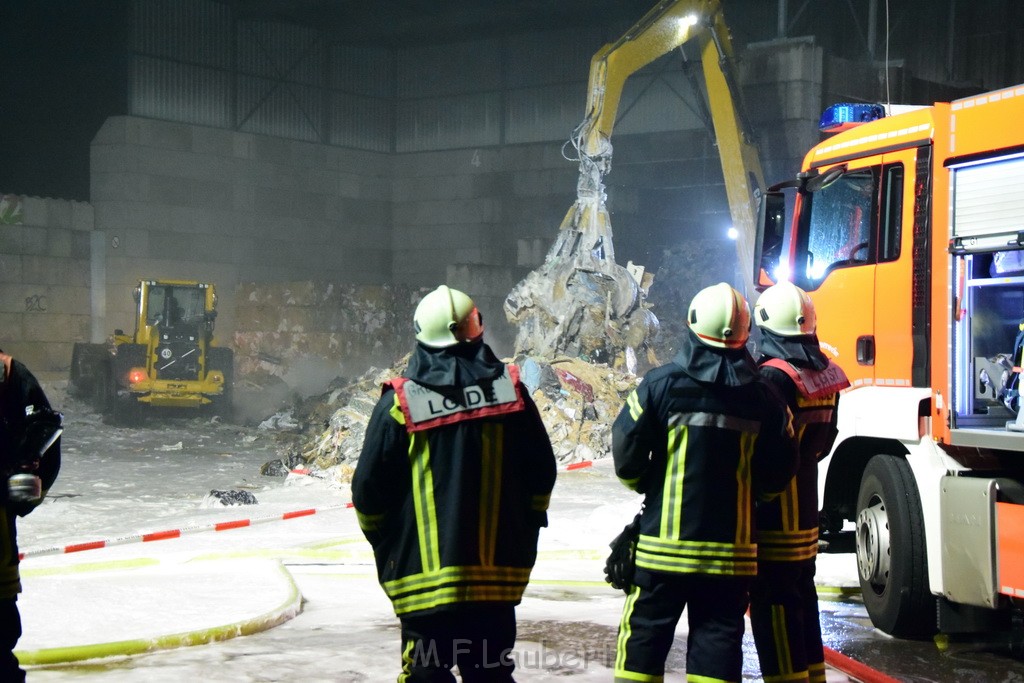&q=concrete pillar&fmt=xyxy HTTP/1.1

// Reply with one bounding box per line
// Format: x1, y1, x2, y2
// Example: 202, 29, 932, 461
90, 231, 106, 343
